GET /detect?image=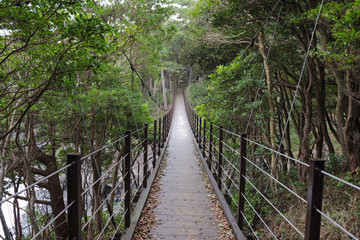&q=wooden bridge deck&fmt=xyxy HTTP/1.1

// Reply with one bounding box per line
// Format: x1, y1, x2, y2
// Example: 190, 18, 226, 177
146, 94, 232, 239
